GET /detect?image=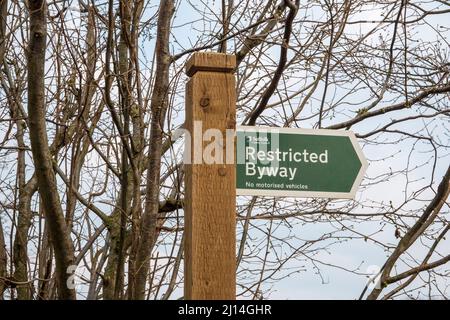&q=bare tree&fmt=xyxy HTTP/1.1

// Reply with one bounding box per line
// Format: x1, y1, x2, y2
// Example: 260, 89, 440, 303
26, 0, 76, 300
0, 0, 448, 300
